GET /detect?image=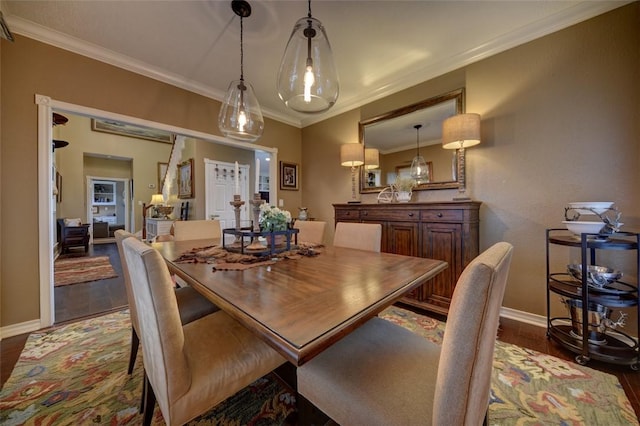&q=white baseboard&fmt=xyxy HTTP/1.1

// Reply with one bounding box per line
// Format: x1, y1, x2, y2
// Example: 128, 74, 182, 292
1, 319, 42, 340
500, 306, 547, 328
